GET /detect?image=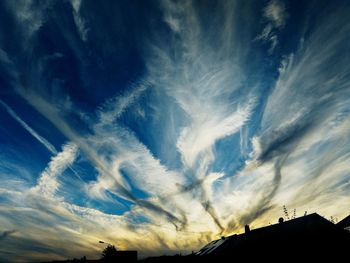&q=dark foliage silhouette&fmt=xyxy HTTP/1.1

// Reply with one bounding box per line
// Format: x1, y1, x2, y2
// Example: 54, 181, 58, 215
101, 245, 118, 262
